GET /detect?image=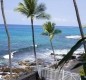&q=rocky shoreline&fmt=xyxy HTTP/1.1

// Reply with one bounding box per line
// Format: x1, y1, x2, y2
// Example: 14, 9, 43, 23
0, 58, 50, 80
